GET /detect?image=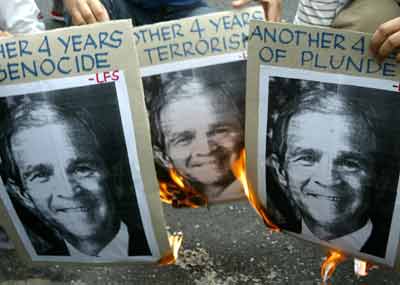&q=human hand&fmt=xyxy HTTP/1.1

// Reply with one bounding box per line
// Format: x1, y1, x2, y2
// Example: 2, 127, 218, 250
0, 31, 11, 38
231, 0, 282, 22
370, 17, 400, 62
63, 0, 109, 25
